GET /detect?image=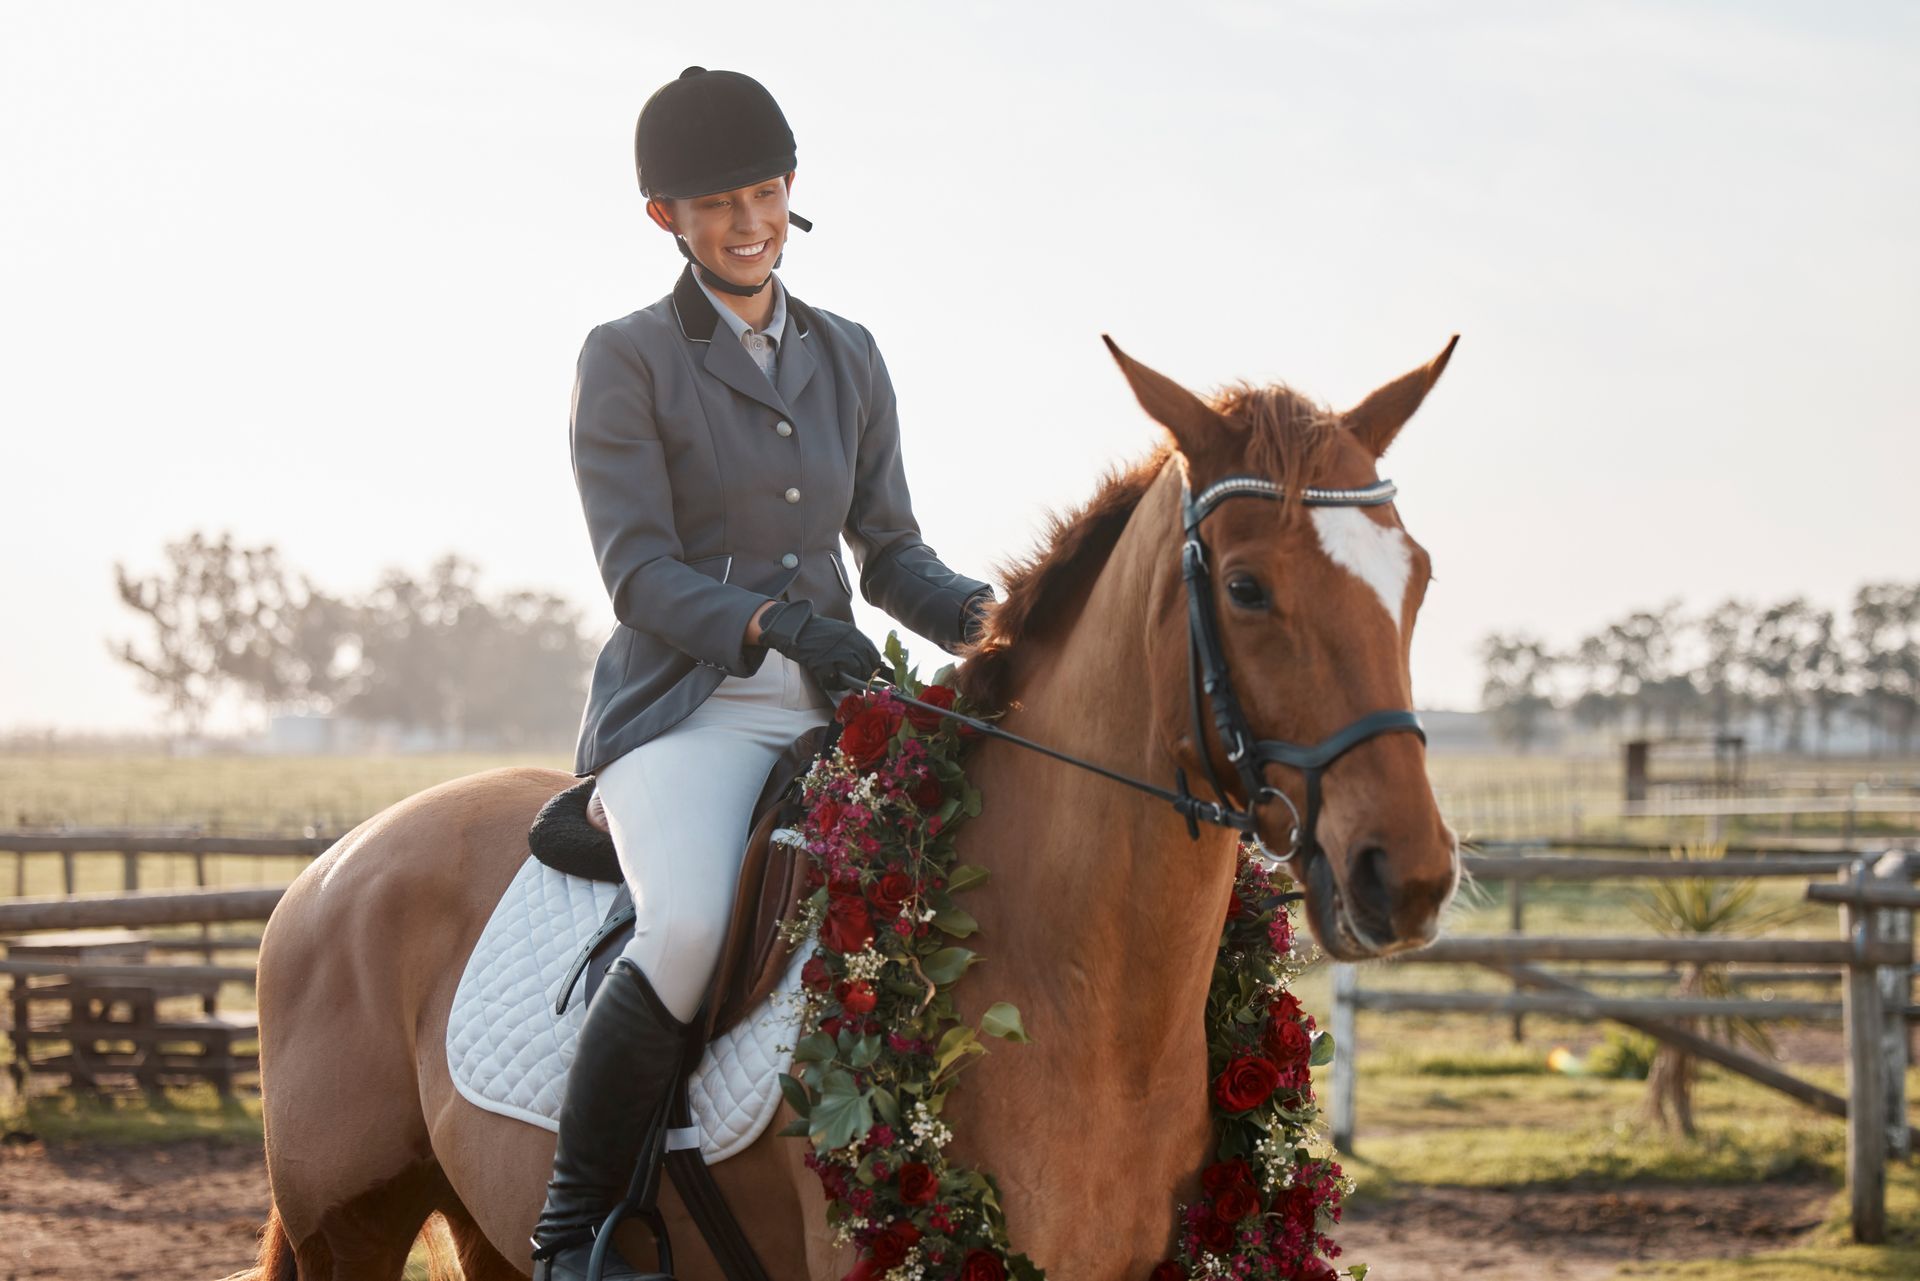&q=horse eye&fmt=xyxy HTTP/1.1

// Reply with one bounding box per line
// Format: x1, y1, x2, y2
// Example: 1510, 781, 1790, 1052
1226, 576, 1268, 609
